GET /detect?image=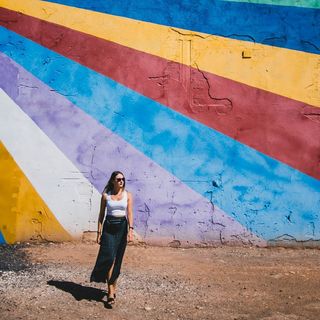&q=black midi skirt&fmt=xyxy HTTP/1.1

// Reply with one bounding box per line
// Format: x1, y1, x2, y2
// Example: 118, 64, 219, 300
90, 216, 128, 284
